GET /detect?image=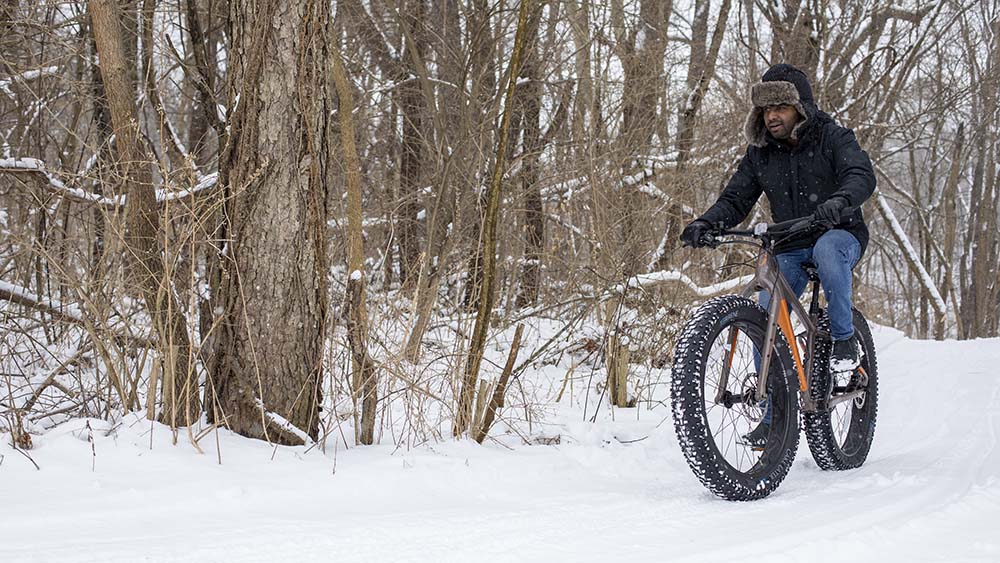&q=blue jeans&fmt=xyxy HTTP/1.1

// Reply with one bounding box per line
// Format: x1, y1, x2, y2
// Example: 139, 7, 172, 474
758, 229, 861, 341
755, 230, 860, 425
